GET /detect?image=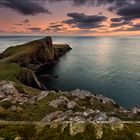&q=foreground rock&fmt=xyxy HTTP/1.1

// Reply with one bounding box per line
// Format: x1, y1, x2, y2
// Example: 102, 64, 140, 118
67, 101, 77, 110
0, 81, 31, 105
0, 81, 140, 122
